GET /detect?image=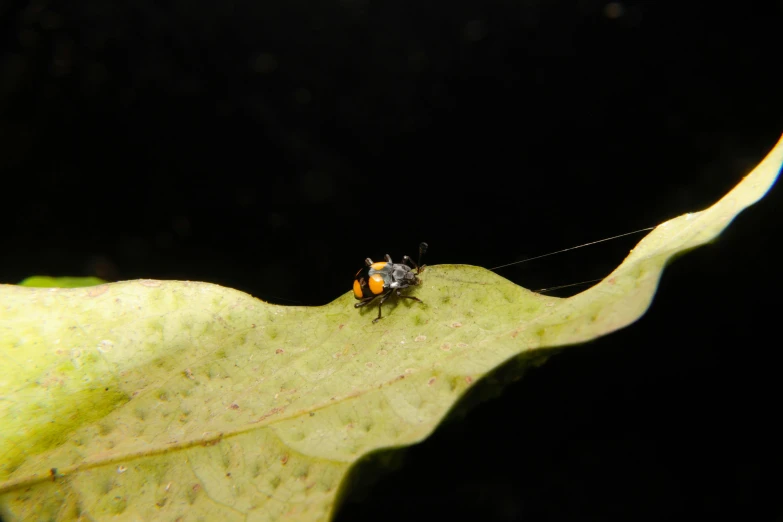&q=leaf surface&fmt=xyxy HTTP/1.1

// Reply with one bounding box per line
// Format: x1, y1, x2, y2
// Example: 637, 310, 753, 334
1, 135, 781, 521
